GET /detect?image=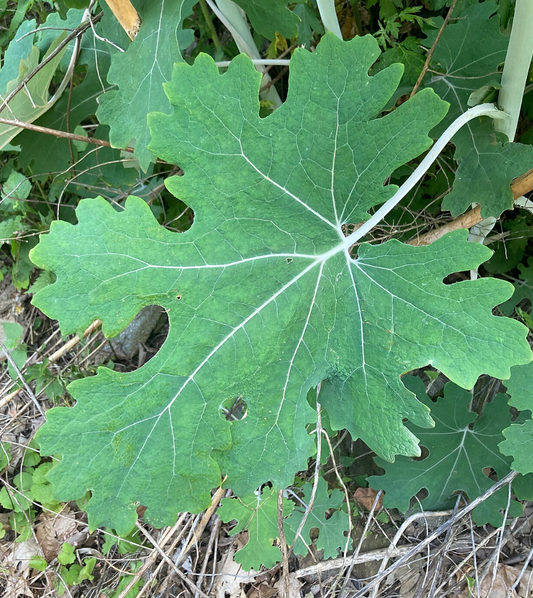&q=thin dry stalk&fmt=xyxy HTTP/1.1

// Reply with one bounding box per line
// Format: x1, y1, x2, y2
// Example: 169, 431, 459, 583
410, 0, 459, 98
115, 512, 190, 598
0, 320, 102, 410
278, 489, 291, 598
349, 471, 519, 598
176, 481, 227, 566
135, 522, 211, 598
103, 0, 141, 40
409, 166, 533, 246
0, 339, 45, 417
